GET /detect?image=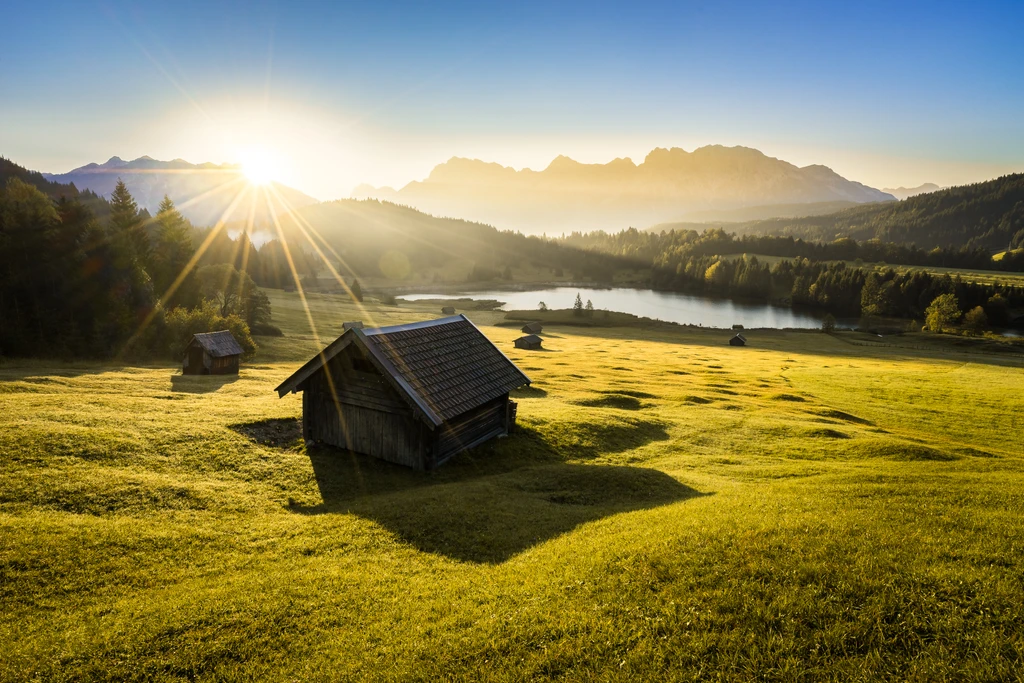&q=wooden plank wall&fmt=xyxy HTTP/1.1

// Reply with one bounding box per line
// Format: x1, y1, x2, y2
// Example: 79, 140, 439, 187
434, 395, 508, 464
304, 347, 429, 469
